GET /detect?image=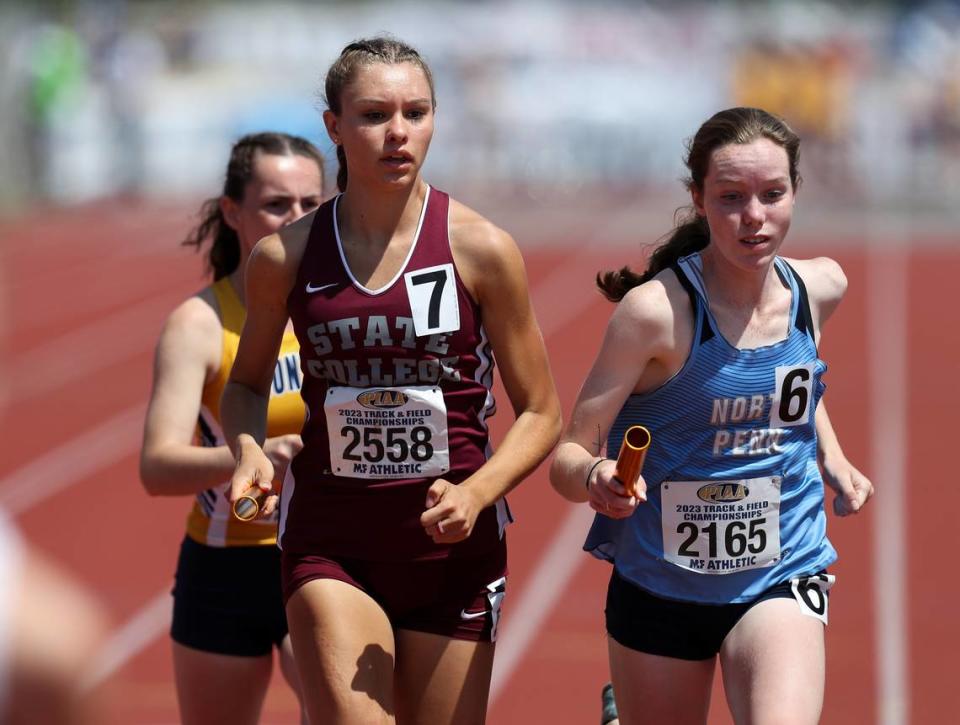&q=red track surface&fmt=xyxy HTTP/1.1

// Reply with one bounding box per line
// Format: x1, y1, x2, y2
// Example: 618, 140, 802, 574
1, 202, 956, 723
